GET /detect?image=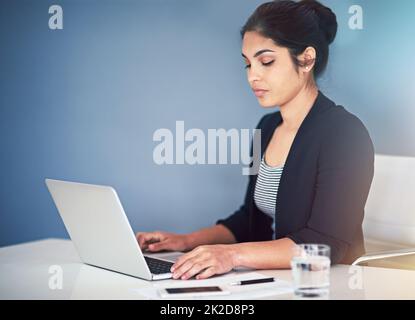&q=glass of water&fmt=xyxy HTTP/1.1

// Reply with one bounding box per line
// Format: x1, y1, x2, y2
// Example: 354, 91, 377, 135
290, 244, 331, 298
